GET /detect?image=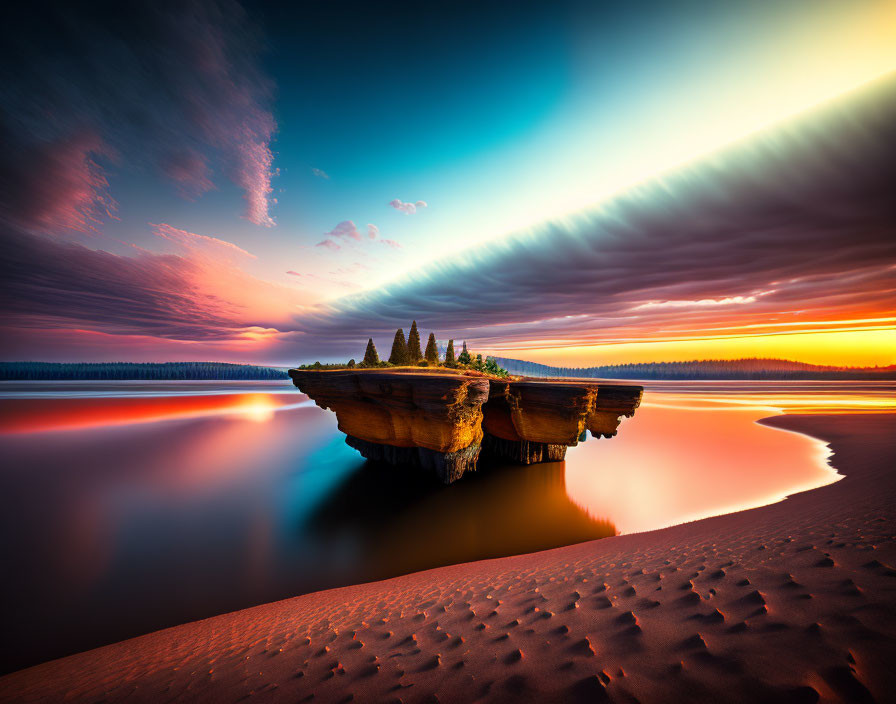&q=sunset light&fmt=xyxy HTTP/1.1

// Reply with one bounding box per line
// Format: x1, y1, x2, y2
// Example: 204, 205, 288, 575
491, 328, 896, 368
1, 1, 894, 700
